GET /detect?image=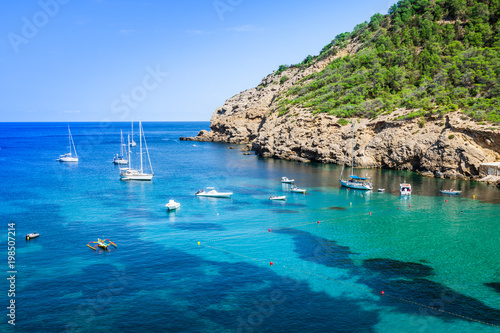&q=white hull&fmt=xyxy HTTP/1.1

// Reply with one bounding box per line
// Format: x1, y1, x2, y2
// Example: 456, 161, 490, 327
340, 179, 372, 190
58, 156, 78, 162
196, 193, 233, 198
281, 177, 294, 183
196, 189, 233, 198
130, 141, 136, 147
440, 190, 461, 195
166, 202, 181, 210
270, 196, 287, 200
120, 169, 153, 181
291, 189, 306, 193
113, 158, 128, 165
